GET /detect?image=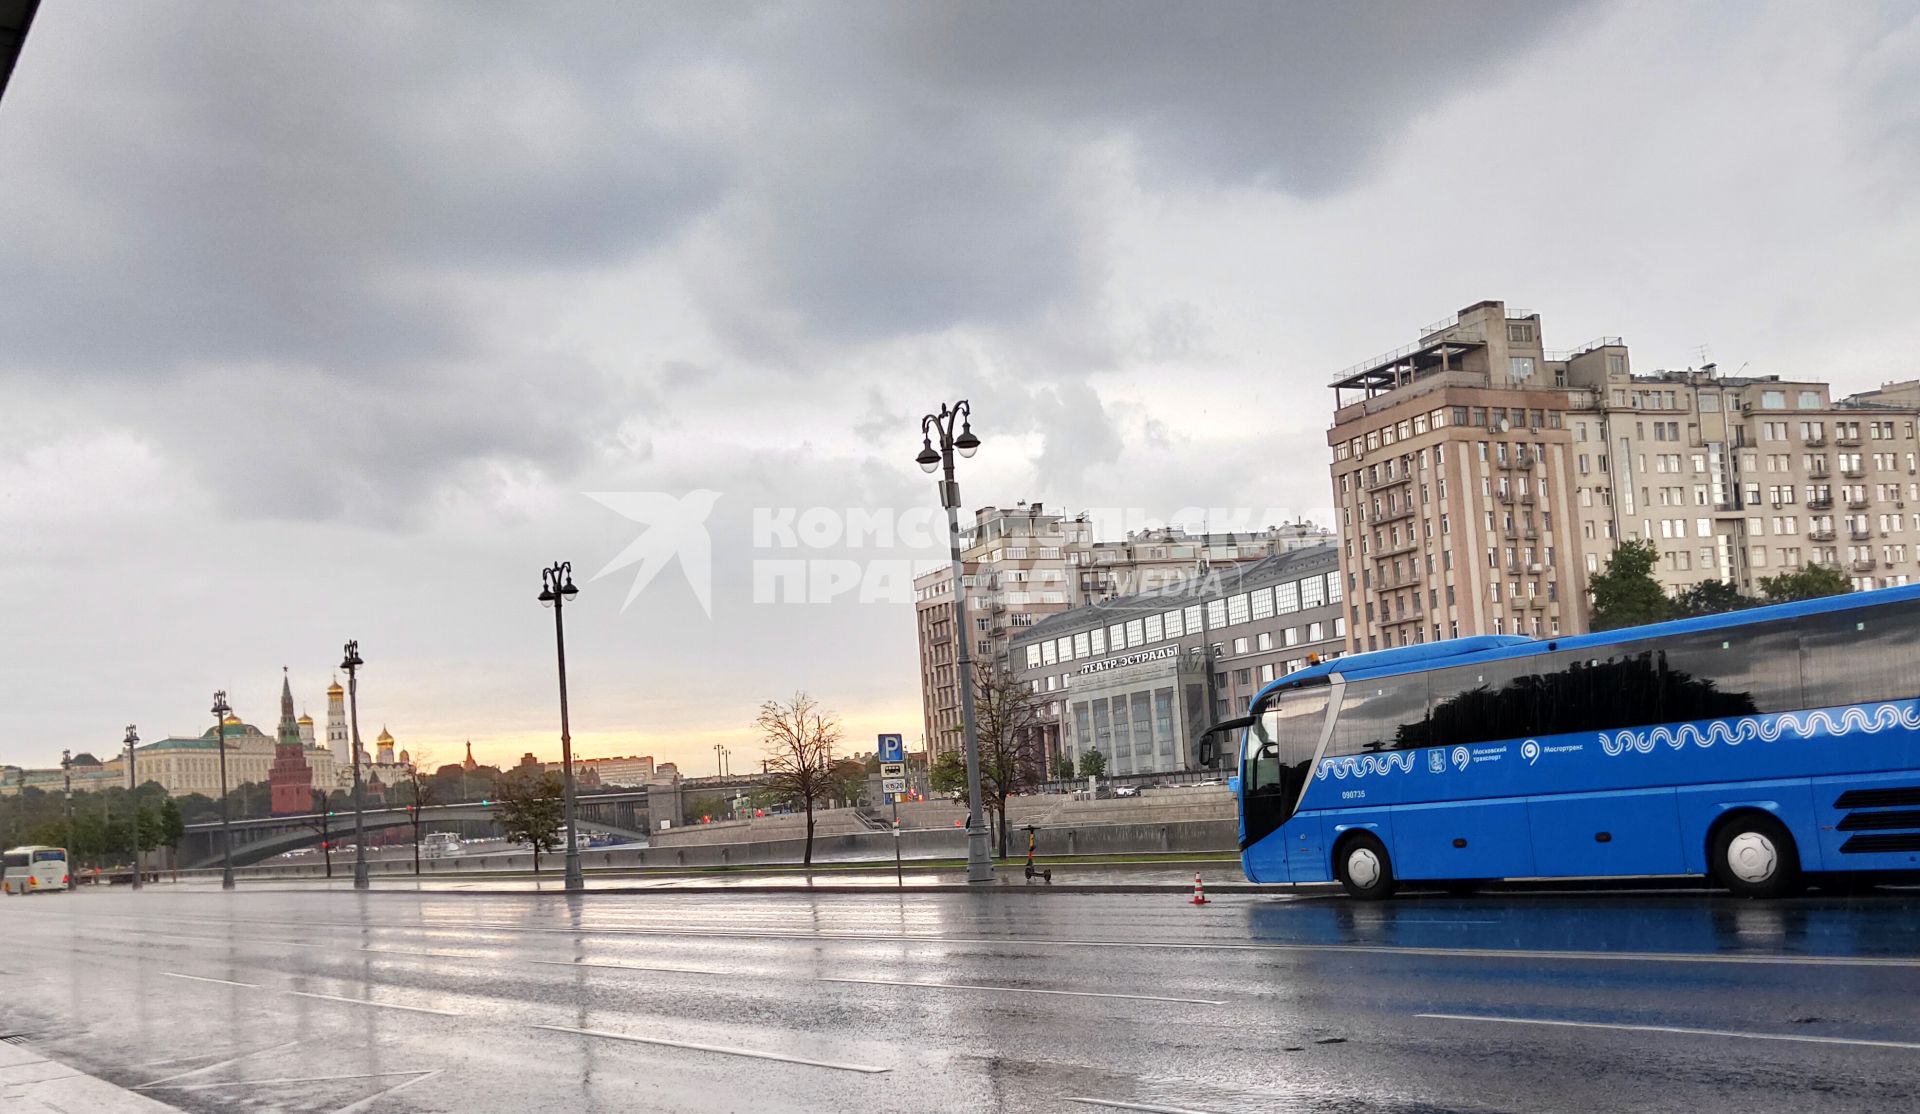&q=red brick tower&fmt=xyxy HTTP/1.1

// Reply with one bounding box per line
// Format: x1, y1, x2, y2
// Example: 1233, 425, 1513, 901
268, 668, 315, 814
